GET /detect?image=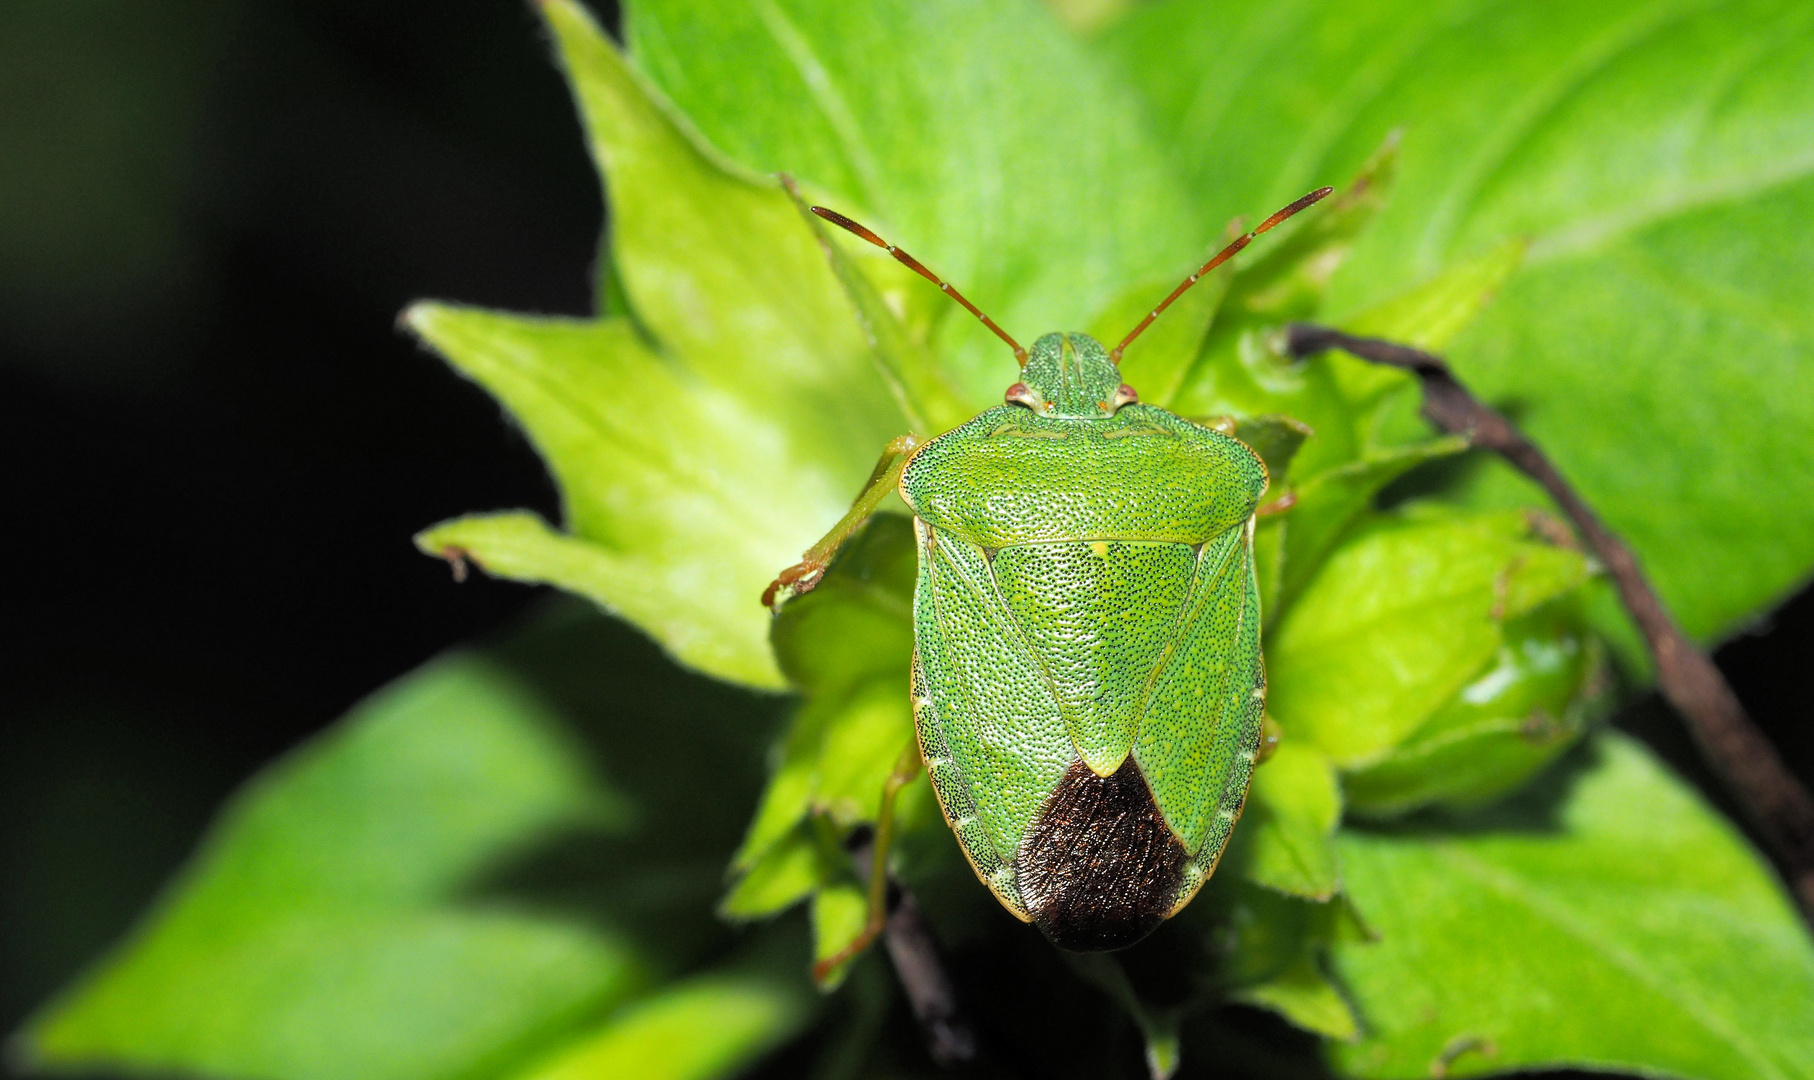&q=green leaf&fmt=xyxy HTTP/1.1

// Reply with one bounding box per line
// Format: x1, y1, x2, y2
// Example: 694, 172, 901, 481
810, 879, 868, 991
1102, 0, 1814, 641
1252, 515, 1287, 619
1174, 331, 1367, 483
20, 656, 644, 1080
1163, 143, 1407, 483
767, 514, 917, 696
1214, 135, 1400, 332
408, 0, 916, 690
808, 684, 915, 827
781, 177, 975, 434
1267, 508, 1590, 767
1334, 733, 1814, 1079
1191, 879, 1315, 988
731, 515, 917, 875
720, 827, 823, 920
732, 683, 912, 878
1228, 955, 1358, 1043
508, 973, 810, 1080
724, 518, 919, 973
1229, 739, 1342, 901
1185, 877, 1360, 1042
417, 510, 788, 691
1342, 238, 1526, 353
1233, 415, 1314, 490
407, 309, 811, 690
1333, 238, 1526, 451
1041, 0, 1135, 36
544, 0, 901, 462
626, 0, 1206, 408
1344, 599, 1604, 817
1086, 237, 1234, 409
1269, 436, 1470, 621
